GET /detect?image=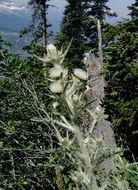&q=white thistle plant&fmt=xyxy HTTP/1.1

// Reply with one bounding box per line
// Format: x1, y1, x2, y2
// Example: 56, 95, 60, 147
31, 43, 138, 190
35, 39, 72, 65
